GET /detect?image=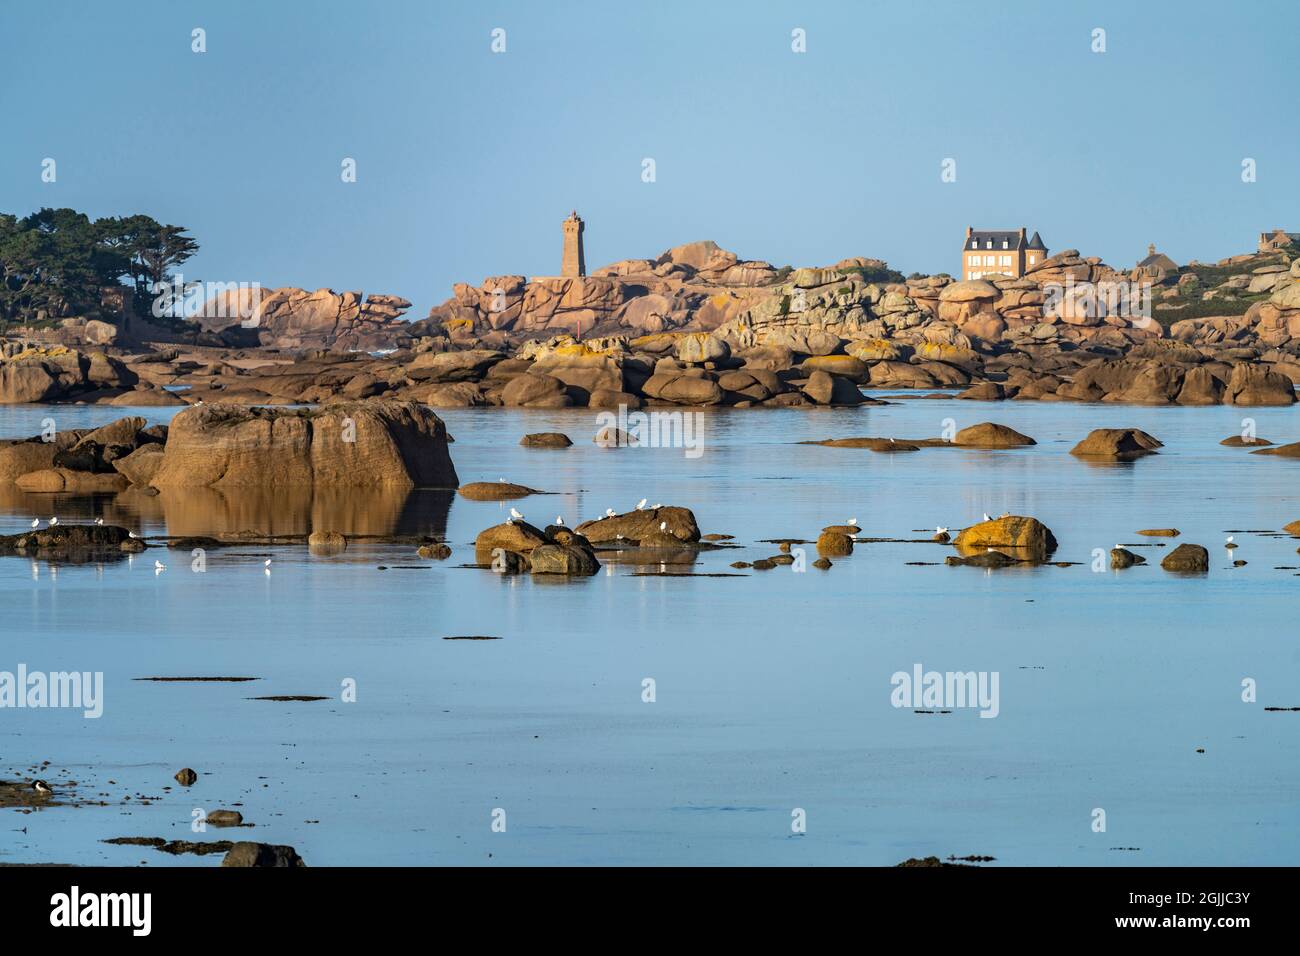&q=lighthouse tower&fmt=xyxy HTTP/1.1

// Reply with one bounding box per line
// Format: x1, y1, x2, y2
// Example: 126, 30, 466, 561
561, 211, 586, 277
